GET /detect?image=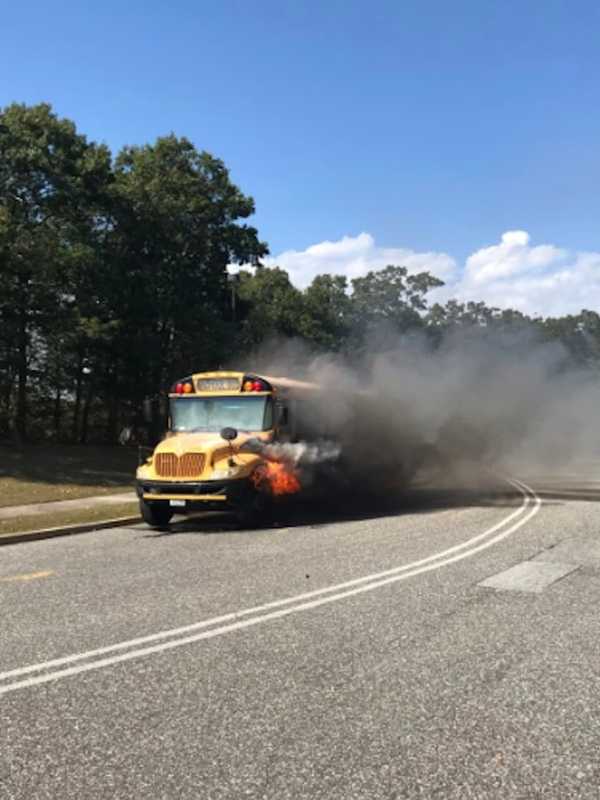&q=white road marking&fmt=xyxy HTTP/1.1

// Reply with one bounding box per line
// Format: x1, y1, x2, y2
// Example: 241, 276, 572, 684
537, 488, 600, 497
479, 559, 578, 593
0, 479, 541, 697
0, 570, 54, 583
0, 481, 530, 682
